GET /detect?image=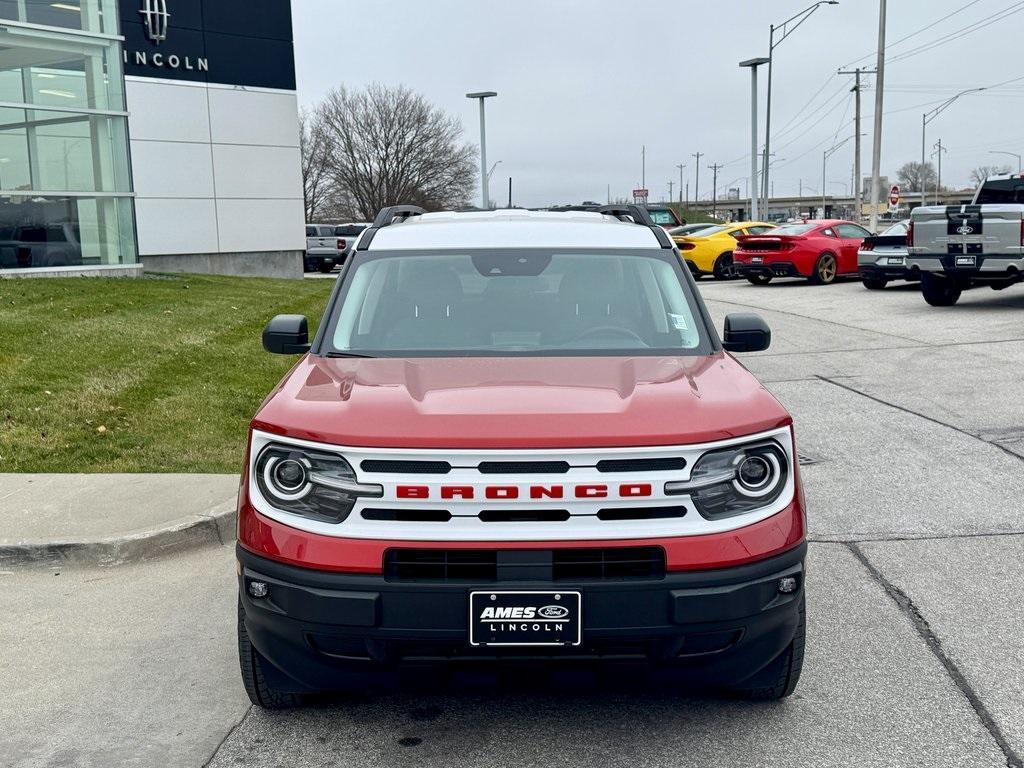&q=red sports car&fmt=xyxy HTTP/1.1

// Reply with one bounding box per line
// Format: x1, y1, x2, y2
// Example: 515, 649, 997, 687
734, 220, 871, 285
